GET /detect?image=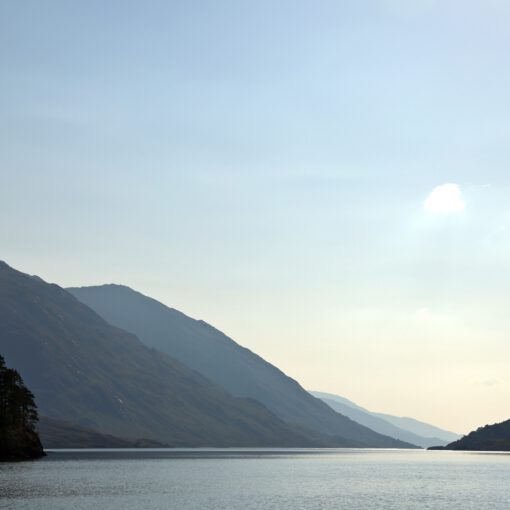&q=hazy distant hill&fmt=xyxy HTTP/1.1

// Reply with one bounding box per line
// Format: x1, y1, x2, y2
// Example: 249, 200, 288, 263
429, 419, 510, 451
312, 394, 449, 448
0, 261, 314, 447
68, 284, 417, 448
372, 413, 459, 444
311, 391, 460, 447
